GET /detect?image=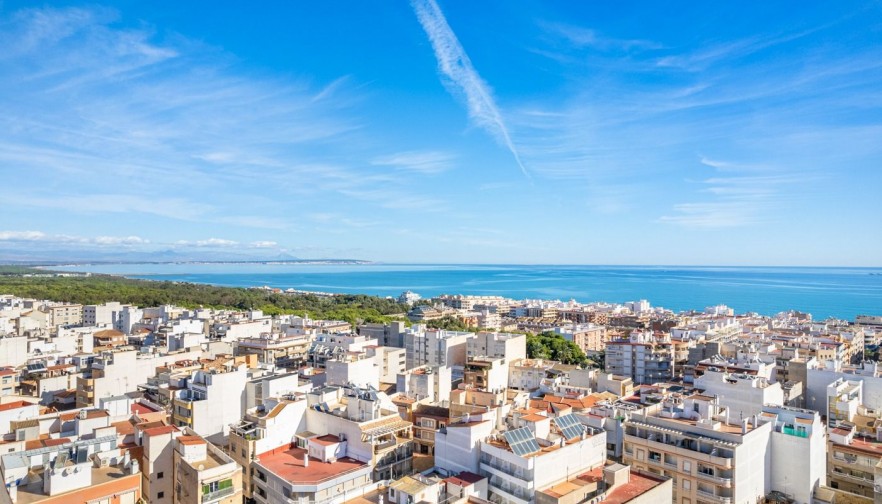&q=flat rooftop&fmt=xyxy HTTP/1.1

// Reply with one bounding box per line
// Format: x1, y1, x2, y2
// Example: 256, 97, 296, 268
256, 445, 368, 484
13, 464, 138, 504
540, 466, 667, 504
